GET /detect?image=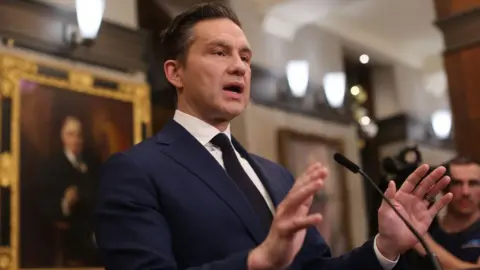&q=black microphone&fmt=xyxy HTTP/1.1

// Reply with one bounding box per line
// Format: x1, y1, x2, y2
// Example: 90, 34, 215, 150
333, 153, 442, 270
